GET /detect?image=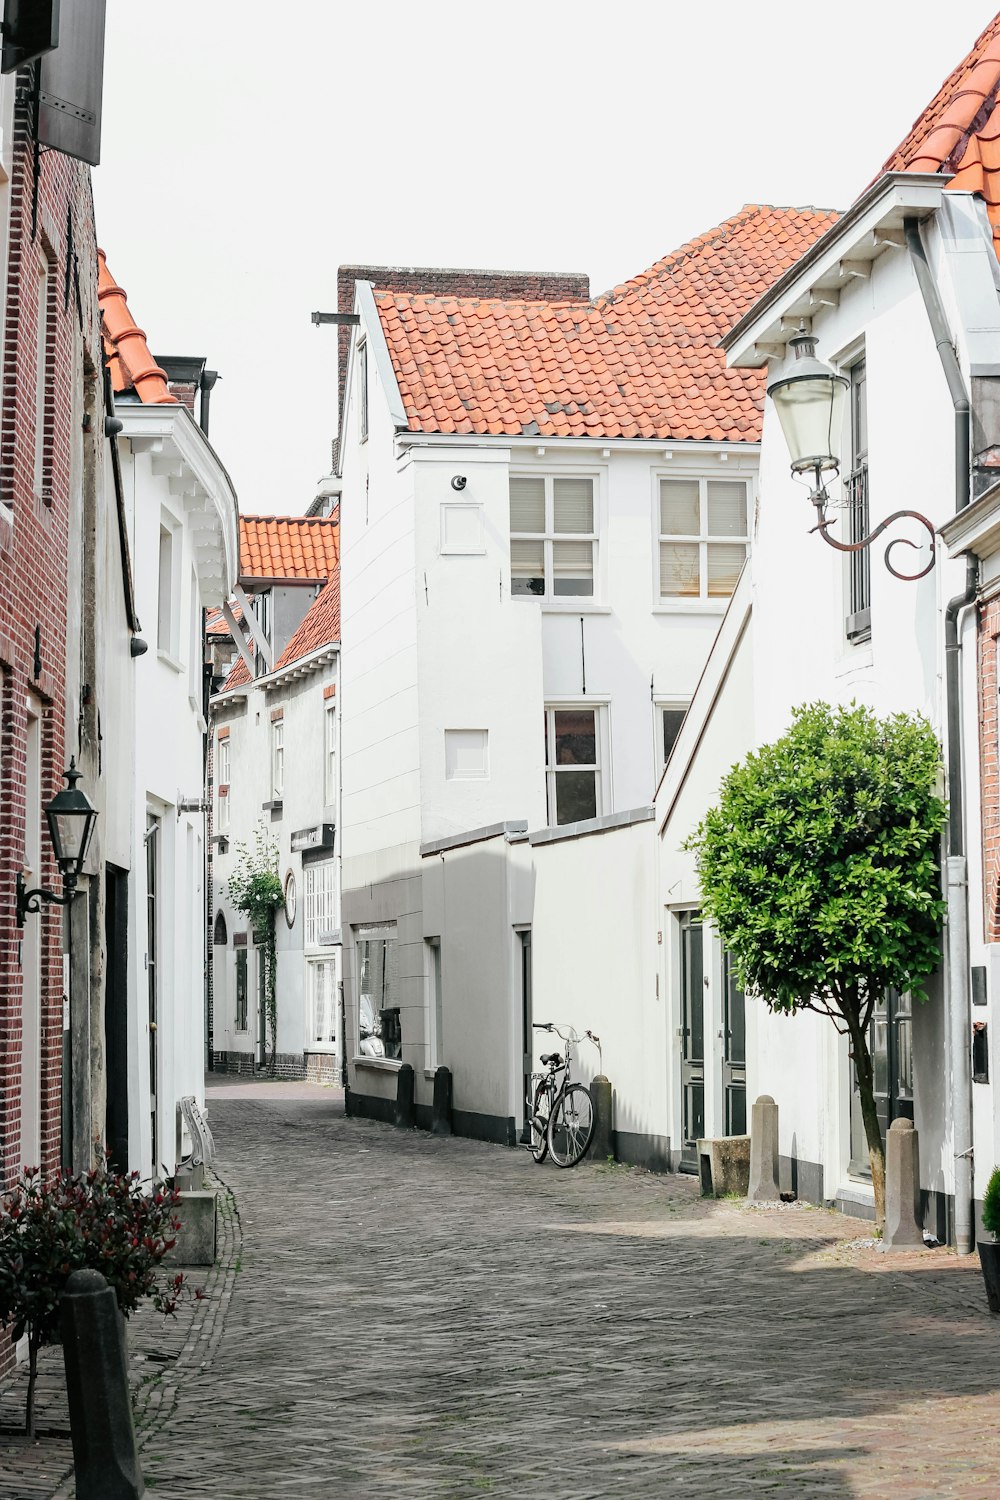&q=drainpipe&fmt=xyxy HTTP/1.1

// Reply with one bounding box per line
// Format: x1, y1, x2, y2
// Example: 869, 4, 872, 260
905, 217, 976, 1254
